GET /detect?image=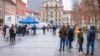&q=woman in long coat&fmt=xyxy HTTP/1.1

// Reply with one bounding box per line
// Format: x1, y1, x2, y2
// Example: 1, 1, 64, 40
68, 27, 74, 48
